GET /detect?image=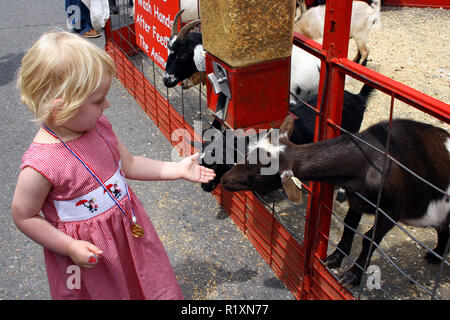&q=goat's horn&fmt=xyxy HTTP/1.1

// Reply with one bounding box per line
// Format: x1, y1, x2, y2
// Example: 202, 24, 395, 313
178, 19, 201, 40
171, 9, 185, 38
